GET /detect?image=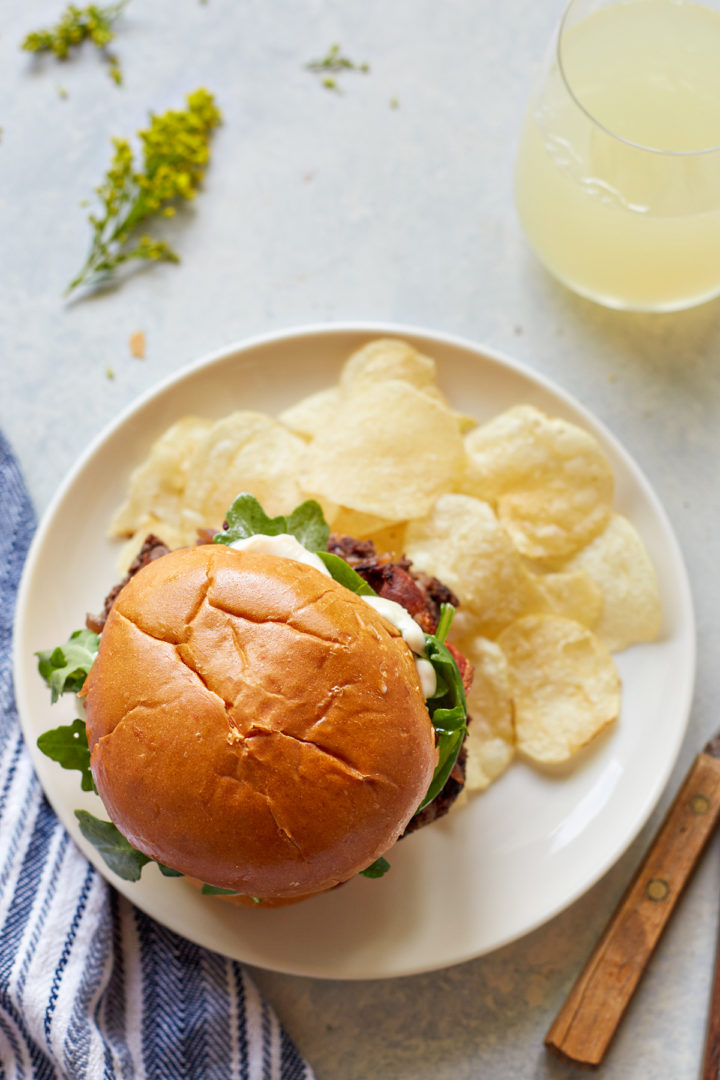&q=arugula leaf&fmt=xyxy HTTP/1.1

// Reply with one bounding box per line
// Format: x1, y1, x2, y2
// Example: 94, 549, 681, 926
315, 552, 377, 596
201, 883, 238, 895
359, 856, 390, 879
157, 863, 184, 877
214, 494, 330, 552
213, 494, 376, 597
416, 607, 468, 813
75, 810, 151, 881
434, 603, 455, 645
285, 501, 331, 552
37, 719, 95, 792
37, 629, 100, 703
